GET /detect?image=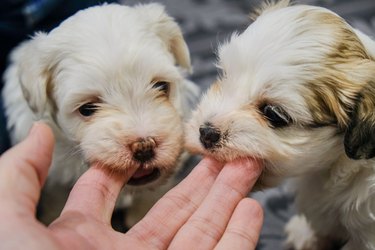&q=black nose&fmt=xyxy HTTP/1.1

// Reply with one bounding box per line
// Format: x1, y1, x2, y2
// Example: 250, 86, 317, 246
131, 137, 156, 163
199, 126, 221, 149
133, 149, 155, 163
